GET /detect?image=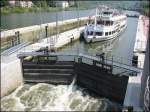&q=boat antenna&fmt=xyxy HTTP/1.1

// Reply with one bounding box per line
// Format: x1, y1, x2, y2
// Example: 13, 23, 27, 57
76, 1, 79, 31
39, 2, 43, 42
56, 2, 59, 40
